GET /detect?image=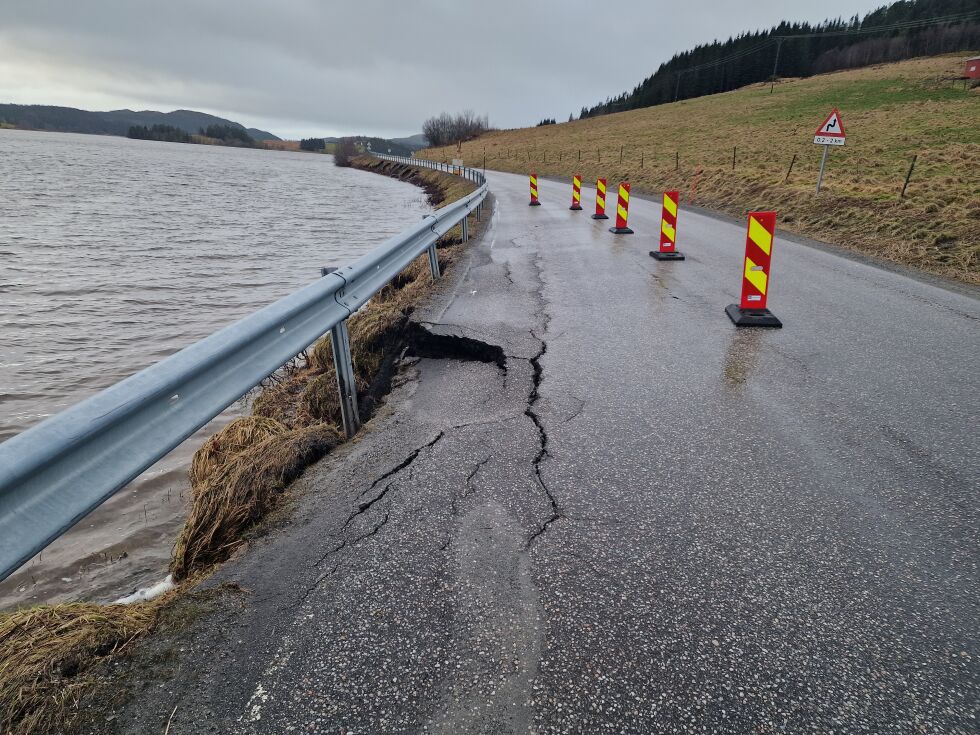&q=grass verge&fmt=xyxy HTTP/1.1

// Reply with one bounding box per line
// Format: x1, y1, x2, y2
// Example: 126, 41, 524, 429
423, 54, 978, 285
0, 155, 481, 735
